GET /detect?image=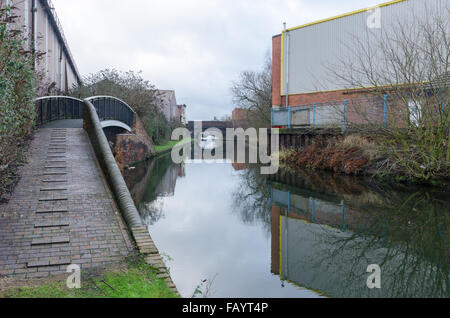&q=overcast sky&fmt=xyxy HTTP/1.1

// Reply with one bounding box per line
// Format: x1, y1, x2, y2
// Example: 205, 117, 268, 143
52, 0, 384, 120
